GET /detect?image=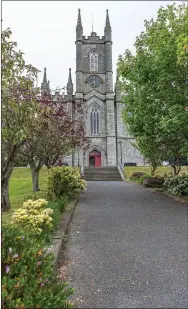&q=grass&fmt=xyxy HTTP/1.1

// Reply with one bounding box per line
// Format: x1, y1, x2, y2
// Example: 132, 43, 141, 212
3, 167, 48, 223
124, 166, 188, 180
3, 166, 80, 223
9, 167, 48, 209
